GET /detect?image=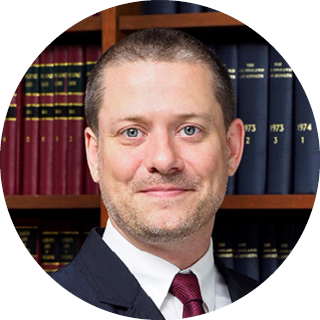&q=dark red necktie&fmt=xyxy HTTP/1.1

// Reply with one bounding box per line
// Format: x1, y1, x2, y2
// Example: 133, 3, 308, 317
170, 273, 205, 318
